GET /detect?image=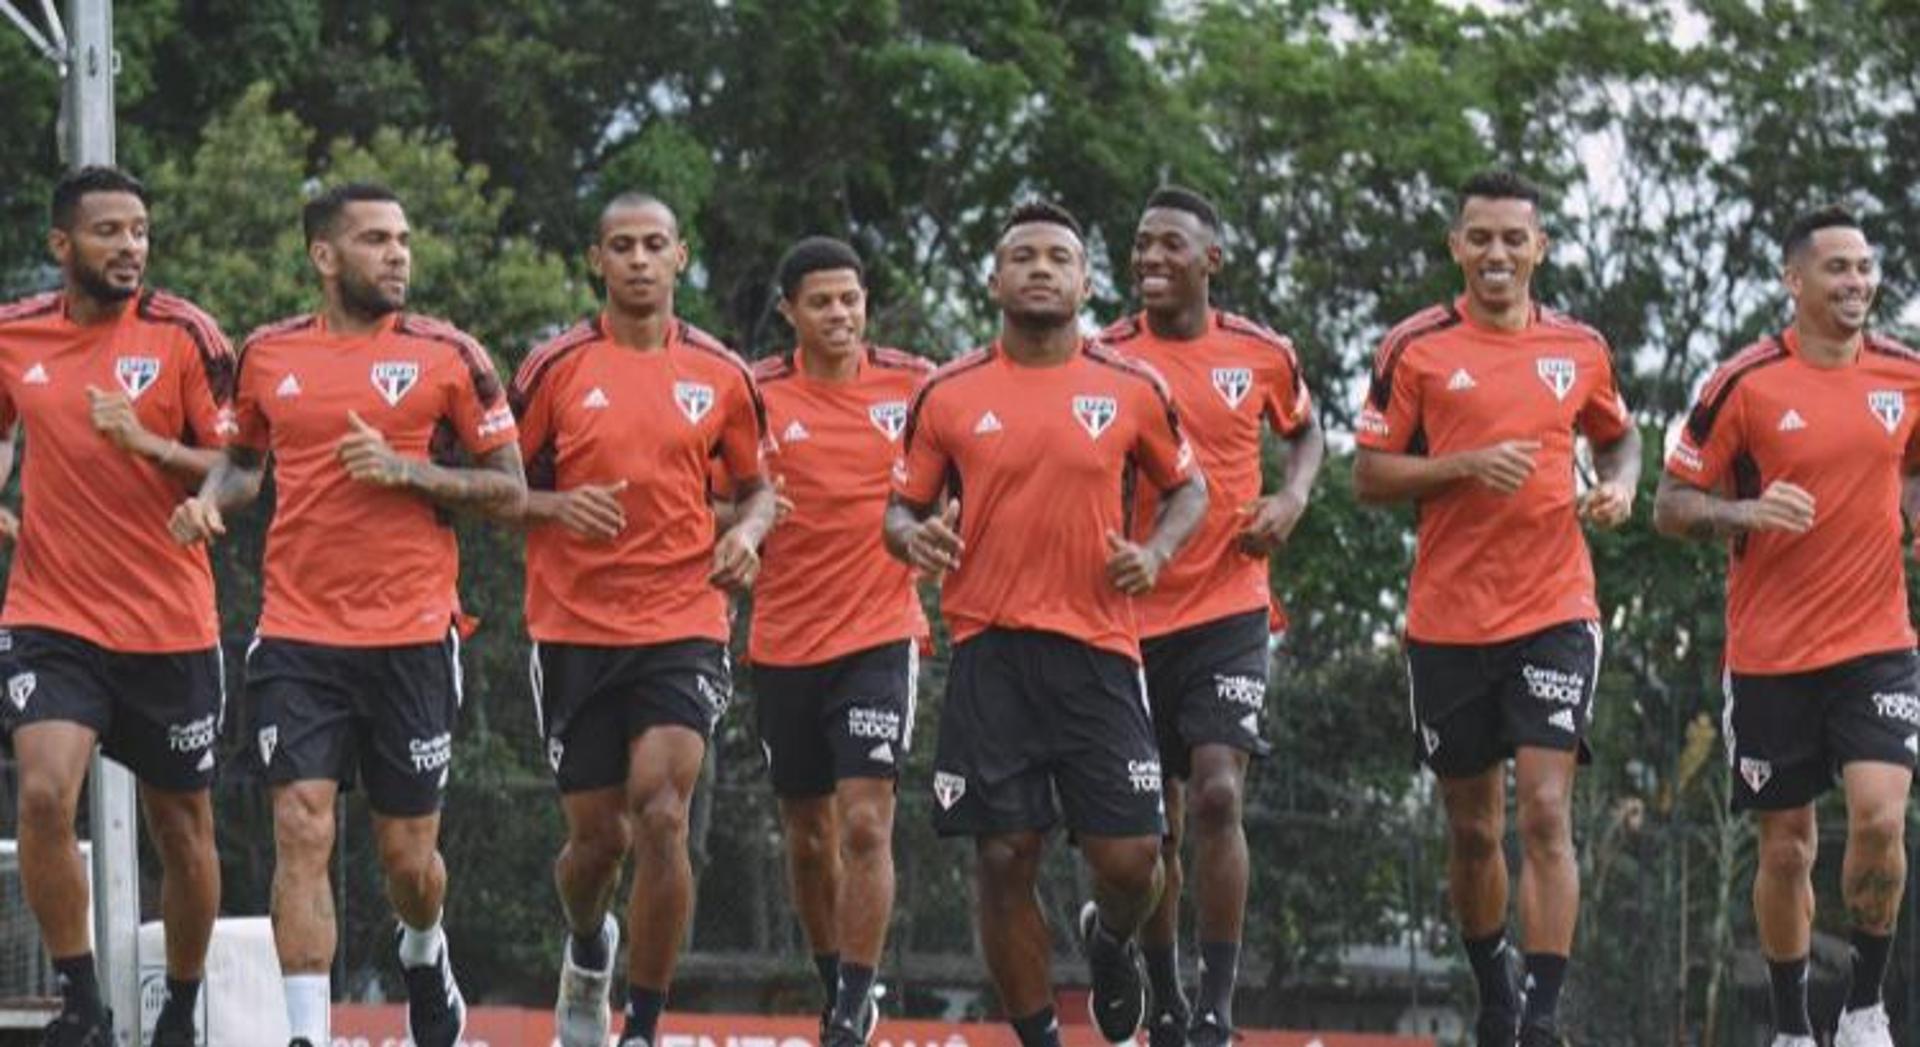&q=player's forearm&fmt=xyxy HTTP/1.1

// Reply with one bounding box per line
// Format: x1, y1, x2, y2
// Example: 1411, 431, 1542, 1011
399, 452, 528, 521
882, 498, 928, 564
1277, 416, 1326, 503
1351, 447, 1470, 505
725, 481, 777, 549
128, 431, 223, 483
1144, 473, 1209, 565
519, 489, 571, 526
198, 447, 266, 512
1651, 473, 1748, 540
1592, 425, 1643, 492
